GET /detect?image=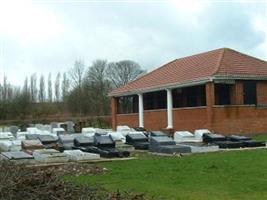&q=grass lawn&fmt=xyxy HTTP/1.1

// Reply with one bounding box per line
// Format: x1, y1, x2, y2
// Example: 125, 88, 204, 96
252, 134, 267, 141
65, 149, 267, 200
